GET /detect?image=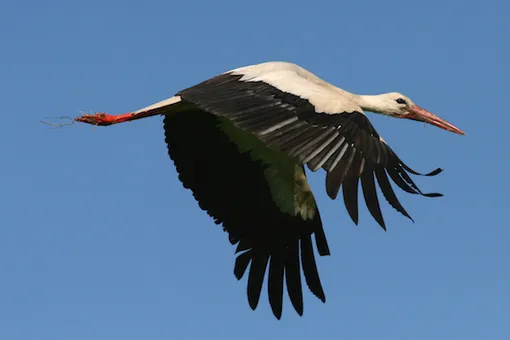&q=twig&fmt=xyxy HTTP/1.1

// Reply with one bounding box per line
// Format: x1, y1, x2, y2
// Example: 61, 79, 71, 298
40, 116, 76, 129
